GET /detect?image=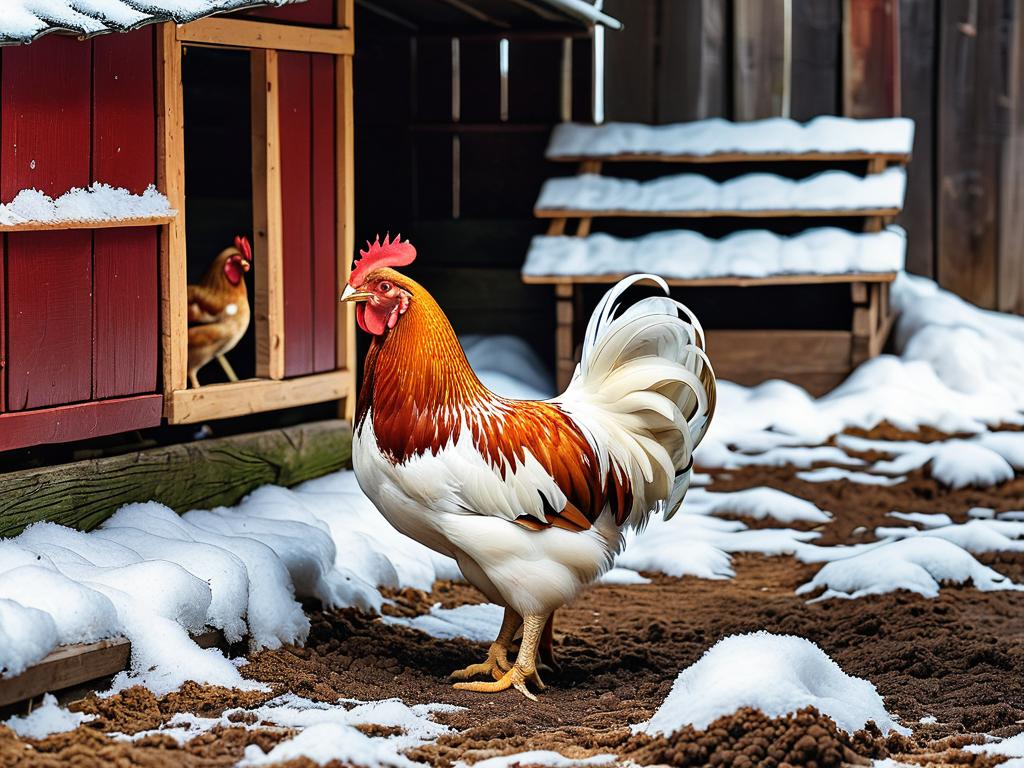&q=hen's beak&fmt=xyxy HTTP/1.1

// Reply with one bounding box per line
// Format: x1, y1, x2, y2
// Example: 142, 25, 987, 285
340, 284, 372, 303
